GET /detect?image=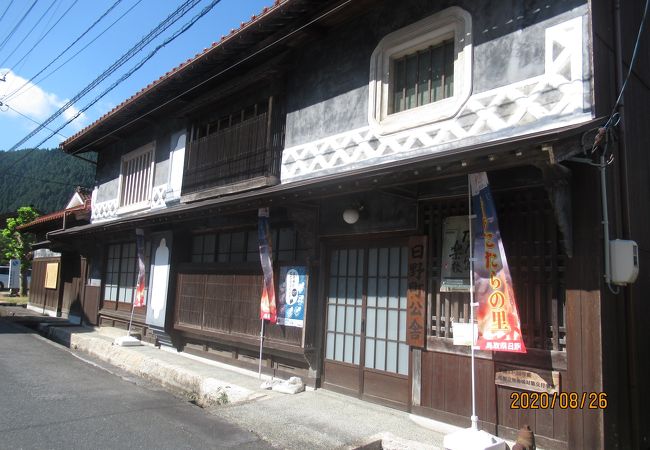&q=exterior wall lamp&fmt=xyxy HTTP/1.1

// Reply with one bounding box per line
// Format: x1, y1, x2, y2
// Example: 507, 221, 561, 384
343, 204, 364, 224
